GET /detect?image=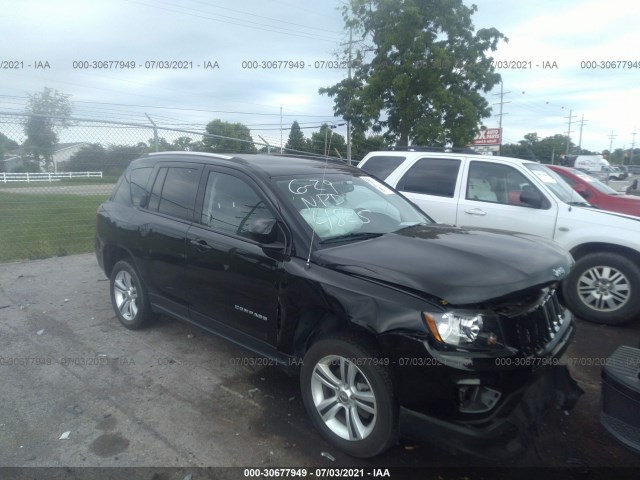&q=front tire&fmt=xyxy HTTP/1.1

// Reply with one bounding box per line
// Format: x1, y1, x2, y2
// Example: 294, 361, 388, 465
110, 260, 155, 329
300, 334, 397, 458
562, 252, 640, 325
